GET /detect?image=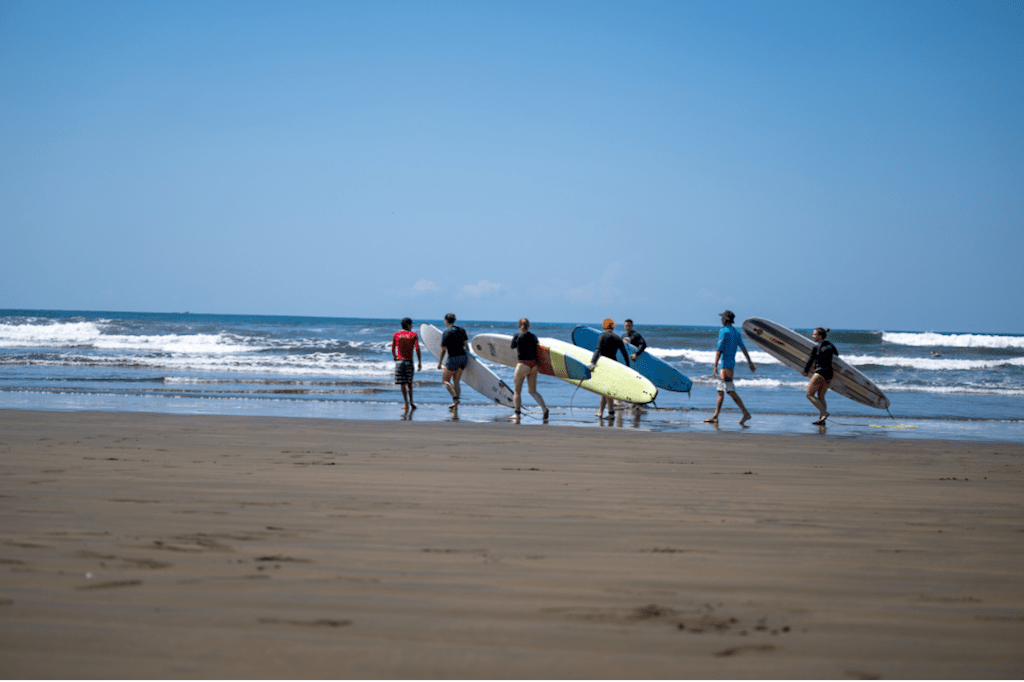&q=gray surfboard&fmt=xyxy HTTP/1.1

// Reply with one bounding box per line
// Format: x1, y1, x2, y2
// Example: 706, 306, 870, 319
743, 317, 889, 410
